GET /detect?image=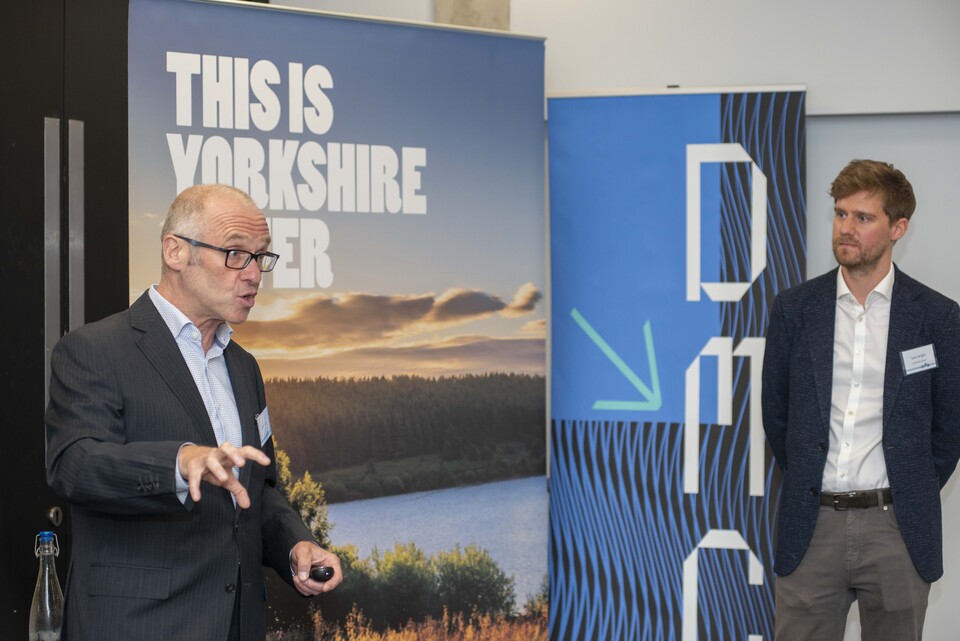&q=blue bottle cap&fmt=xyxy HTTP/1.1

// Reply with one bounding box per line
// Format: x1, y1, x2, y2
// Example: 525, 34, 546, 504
38, 531, 55, 542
